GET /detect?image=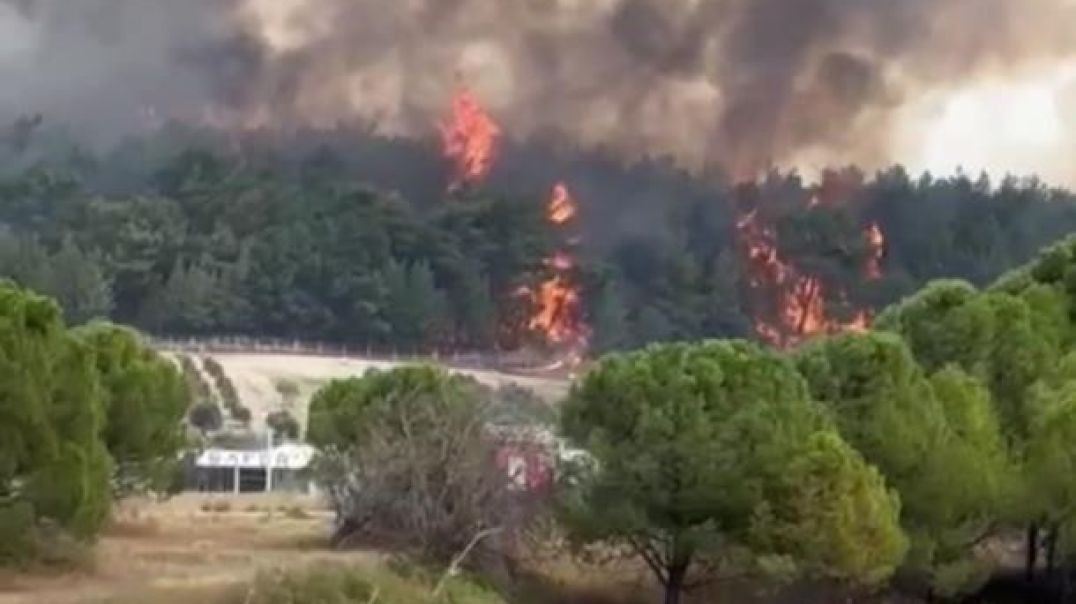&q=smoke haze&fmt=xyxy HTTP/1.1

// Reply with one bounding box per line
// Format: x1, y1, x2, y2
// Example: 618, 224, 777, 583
2, 0, 1075, 180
